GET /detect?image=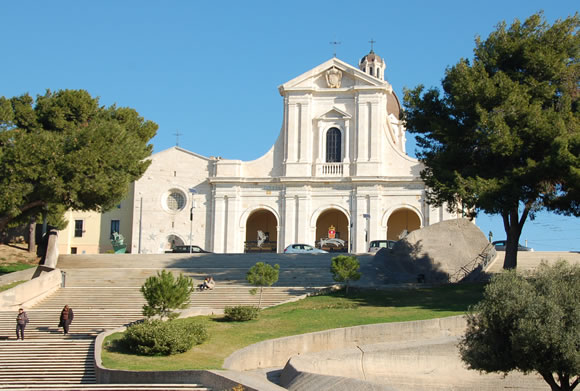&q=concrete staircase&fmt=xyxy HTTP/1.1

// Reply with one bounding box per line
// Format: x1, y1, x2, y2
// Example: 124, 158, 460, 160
0, 252, 342, 390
